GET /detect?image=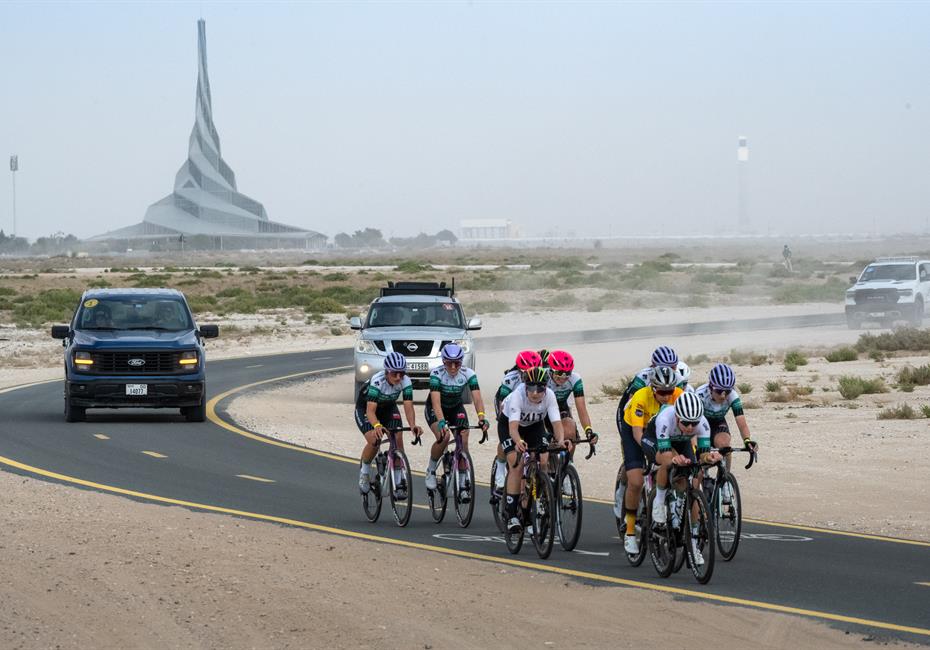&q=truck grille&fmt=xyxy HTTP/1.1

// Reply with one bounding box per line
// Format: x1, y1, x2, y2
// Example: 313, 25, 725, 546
88, 351, 186, 374
854, 289, 899, 307
389, 340, 434, 357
